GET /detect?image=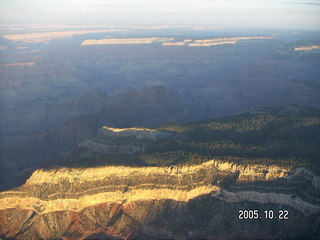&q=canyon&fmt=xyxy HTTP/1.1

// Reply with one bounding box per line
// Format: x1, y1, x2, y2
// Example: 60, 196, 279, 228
1, 111, 320, 239
1, 26, 320, 239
